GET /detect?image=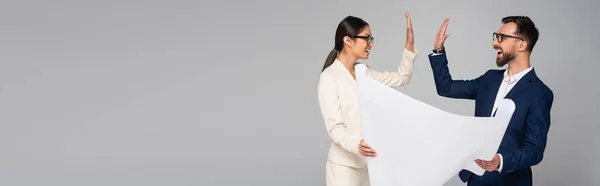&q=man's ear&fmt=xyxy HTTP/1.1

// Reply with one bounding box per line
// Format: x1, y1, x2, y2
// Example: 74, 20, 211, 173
518, 41, 528, 52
